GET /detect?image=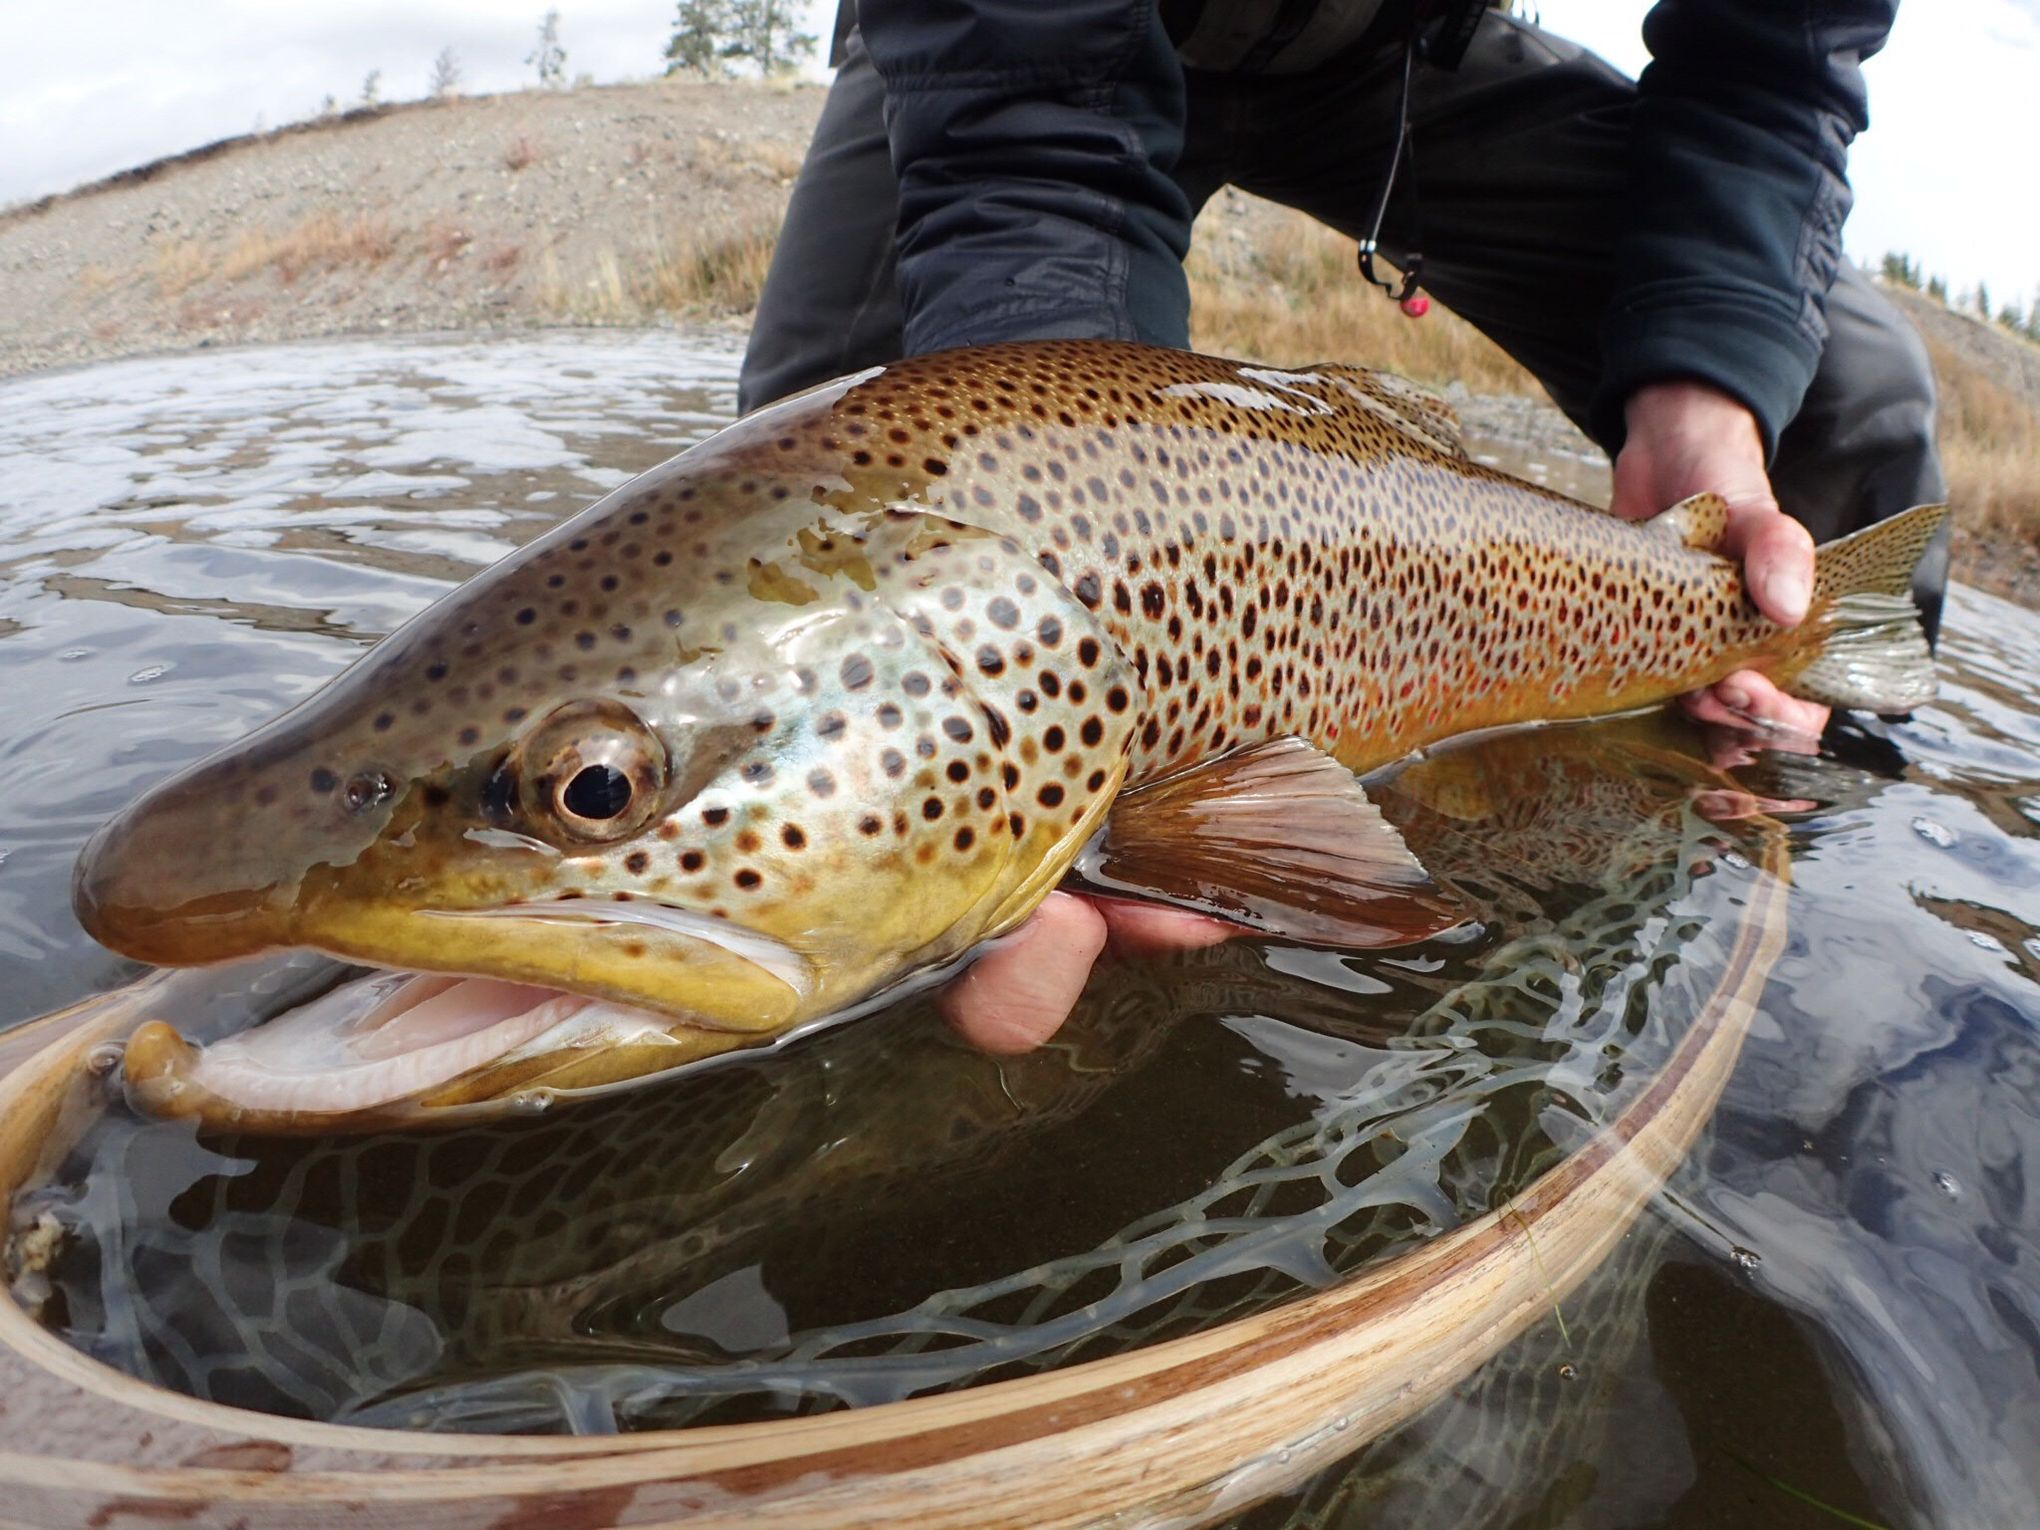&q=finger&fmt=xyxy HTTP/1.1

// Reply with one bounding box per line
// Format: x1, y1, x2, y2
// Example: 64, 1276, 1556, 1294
1680, 669, 1829, 742
1724, 510, 1816, 626
1606, 447, 1656, 524
1095, 899, 1243, 958
938, 891, 1107, 1055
